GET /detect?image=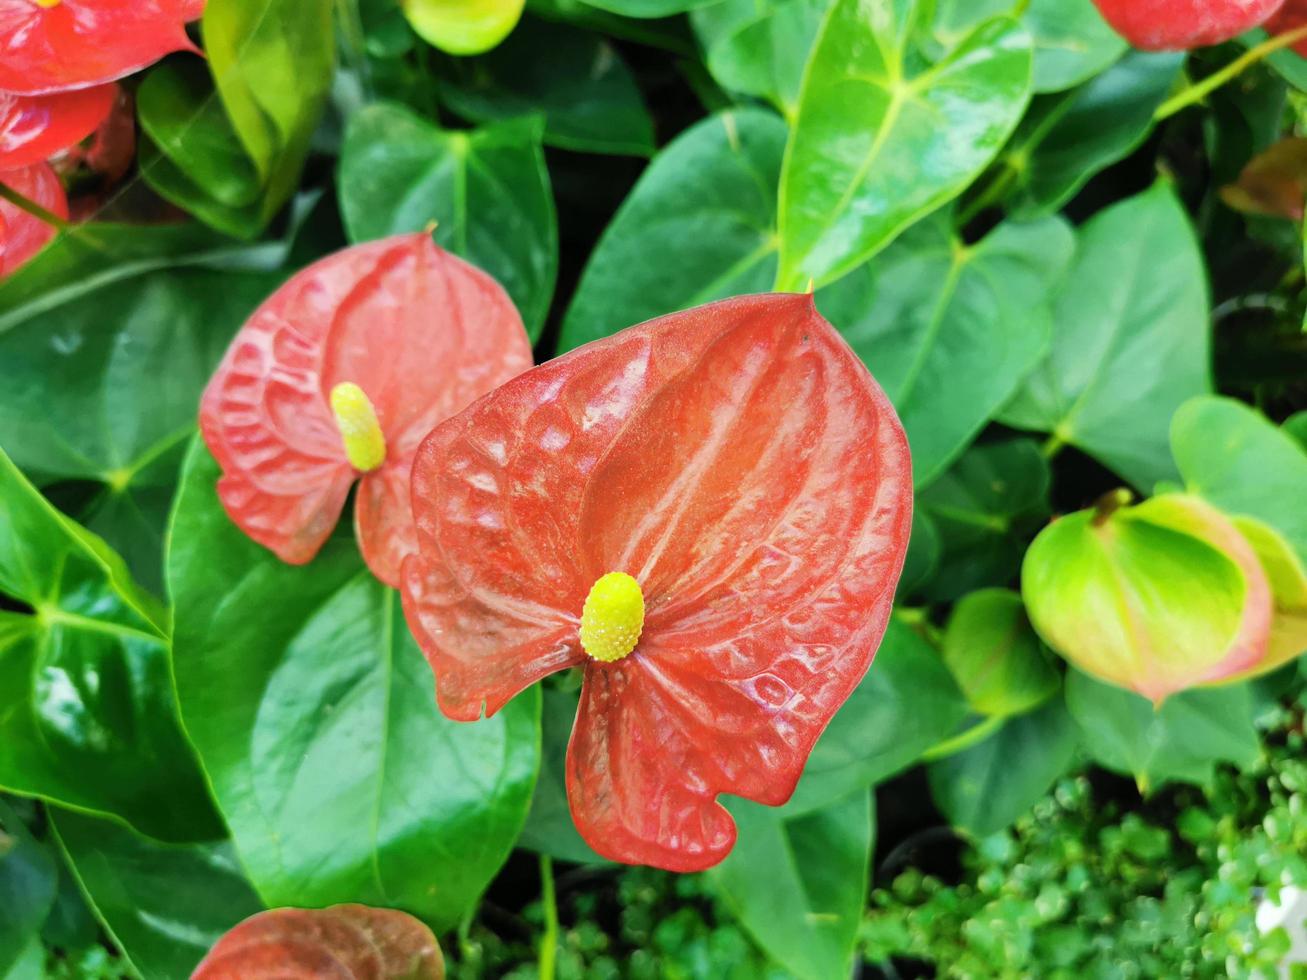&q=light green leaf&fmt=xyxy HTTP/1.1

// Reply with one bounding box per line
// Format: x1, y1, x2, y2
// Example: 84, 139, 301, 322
559, 108, 786, 352
339, 103, 558, 340
710, 790, 872, 980
401, 0, 525, 54
436, 18, 654, 156
776, 0, 1032, 289
1064, 669, 1260, 789
1004, 51, 1183, 217
927, 698, 1078, 837
51, 810, 263, 980
0, 449, 219, 842
580, 0, 719, 20
167, 442, 541, 931
942, 588, 1060, 718
818, 214, 1073, 484
0, 224, 282, 591
784, 619, 968, 814
916, 438, 1052, 603
999, 183, 1212, 489
1172, 396, 1307, 563
0, 798, 56, 976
